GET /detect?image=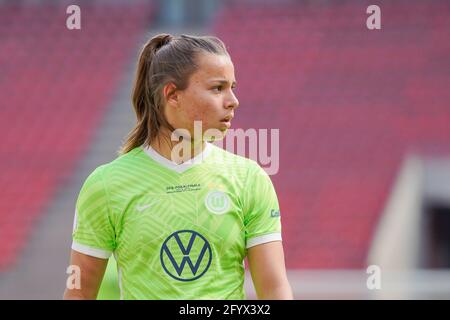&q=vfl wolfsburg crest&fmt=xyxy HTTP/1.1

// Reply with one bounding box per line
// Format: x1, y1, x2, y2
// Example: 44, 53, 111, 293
204, 190, 230, 215
160, 230, 212, 281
